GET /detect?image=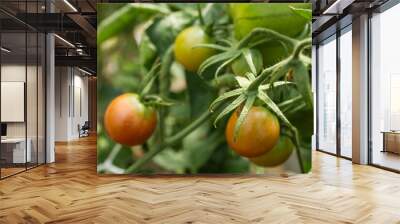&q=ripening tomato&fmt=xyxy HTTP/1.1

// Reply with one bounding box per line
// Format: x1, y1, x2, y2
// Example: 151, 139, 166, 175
174, 26, 215, 72
231, 49, 263, 76
249, 135, 293, 167
225, 106, 280, 157
104, 93, 157, 146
